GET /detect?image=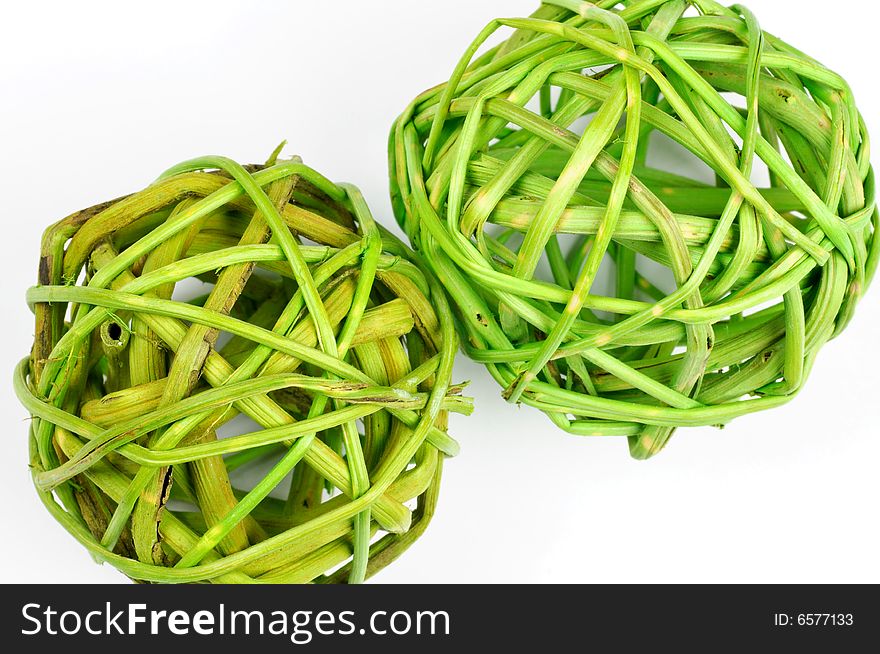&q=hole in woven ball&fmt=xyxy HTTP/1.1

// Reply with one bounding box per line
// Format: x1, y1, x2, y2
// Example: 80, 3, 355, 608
166, 498, 198, 514
215, 331, 234, 353
171, 276, 215, 305
645, 131, 716, 186
481, 222, 681, 321
227, 451, 296, 503
784, 211, 811, 234
750, 157, 772, 188
582, 63, 615, 81
741, 297, 783, 319
716, 92, 774, 187
216, 414, 264, 441
296, 235, 323, 249
217, 413, 381, 509
544, 85, 563, 112
215, 414, 299, 500
107, 322, 123, 342
635, 254, 676, 297
567, 112, 600, 140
